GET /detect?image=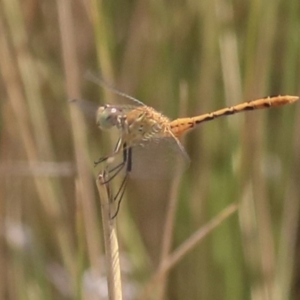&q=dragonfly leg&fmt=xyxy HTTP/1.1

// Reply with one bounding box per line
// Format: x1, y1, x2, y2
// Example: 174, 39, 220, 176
109, 146, 132, 218
98, 143, 132, 217
101, 143, 130, 184
94, 137, 123, 167
102, 161, 126, 184
110, 173, 128, 219
94, 156, 108, 166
